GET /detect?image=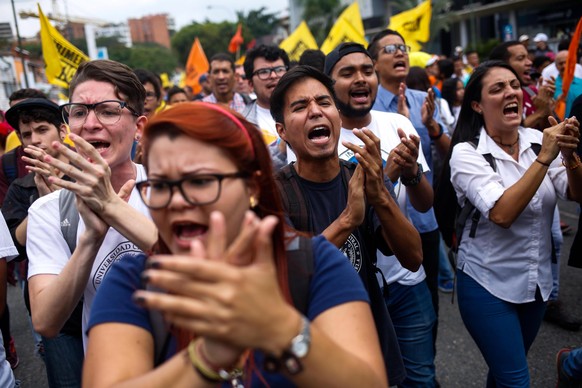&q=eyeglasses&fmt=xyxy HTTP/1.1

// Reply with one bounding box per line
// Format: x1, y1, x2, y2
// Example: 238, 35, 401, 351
136, 172, 249, 210
61, 100, 139, 129
252, 66, 287, 80
382, 44, 411, 54
145, 91, 158, 101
